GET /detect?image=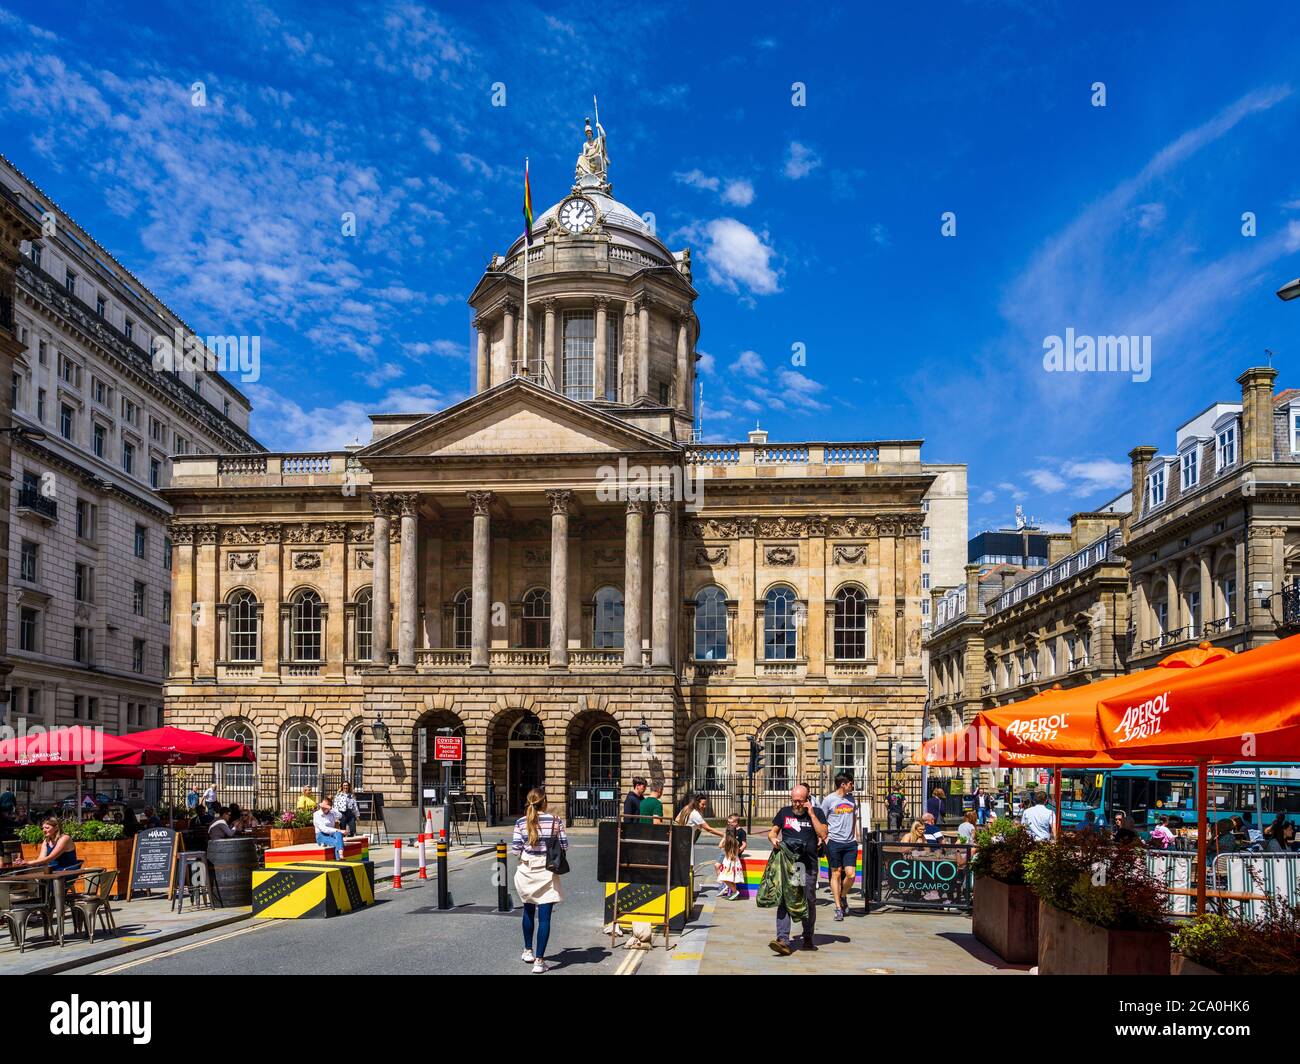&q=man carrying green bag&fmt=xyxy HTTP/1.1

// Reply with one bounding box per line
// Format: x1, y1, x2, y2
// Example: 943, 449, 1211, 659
759, 783, 828, 955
